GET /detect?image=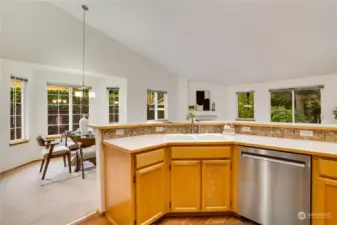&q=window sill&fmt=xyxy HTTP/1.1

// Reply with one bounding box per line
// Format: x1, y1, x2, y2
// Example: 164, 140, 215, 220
236, 118, 256, 121
9, 139, 30, 146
